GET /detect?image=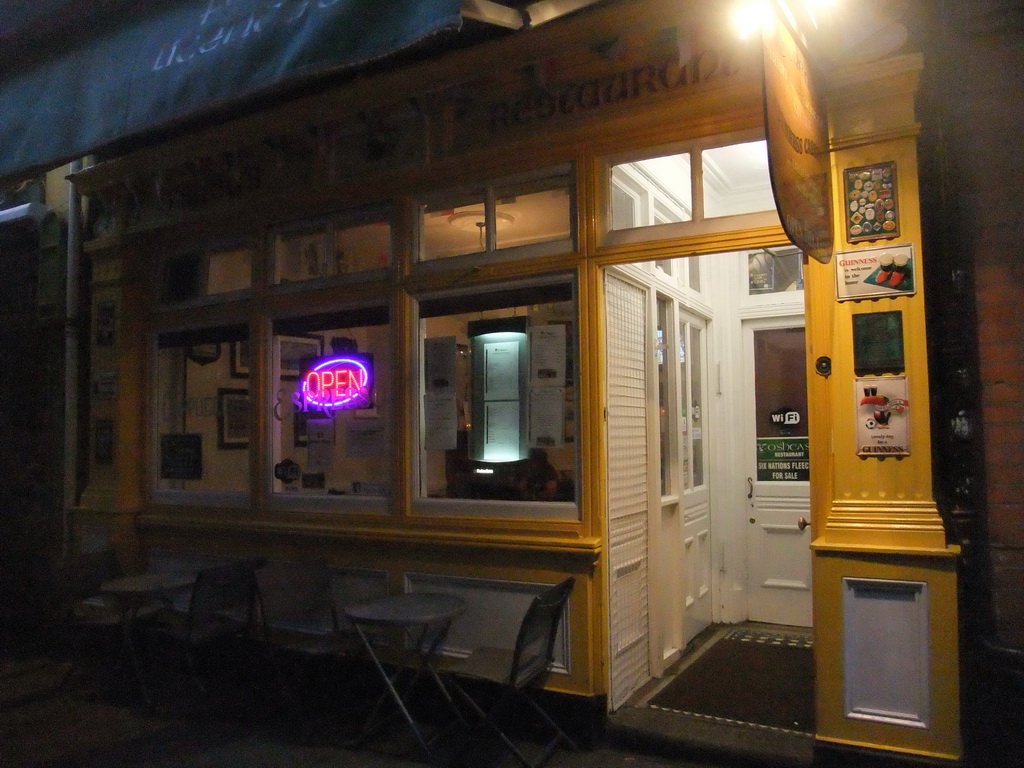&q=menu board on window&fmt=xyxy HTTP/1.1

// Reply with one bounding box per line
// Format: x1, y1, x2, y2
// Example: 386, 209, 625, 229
530, 387, 565, 448
483, 400, 521, 461
483, 340, 520, 401
469, 318, 528, 463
